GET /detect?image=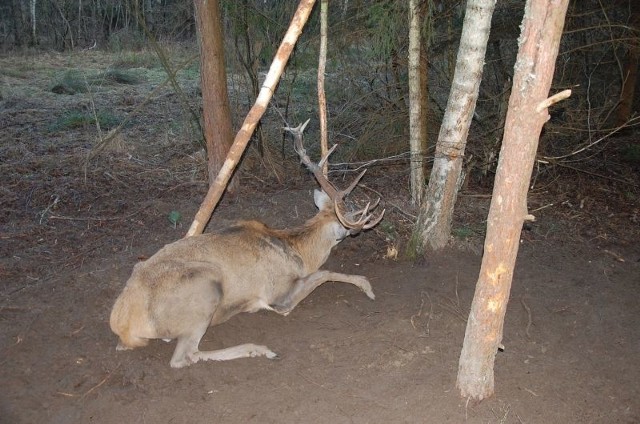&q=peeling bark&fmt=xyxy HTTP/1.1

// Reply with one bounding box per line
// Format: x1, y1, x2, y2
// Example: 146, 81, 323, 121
456, 0, 570, 400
